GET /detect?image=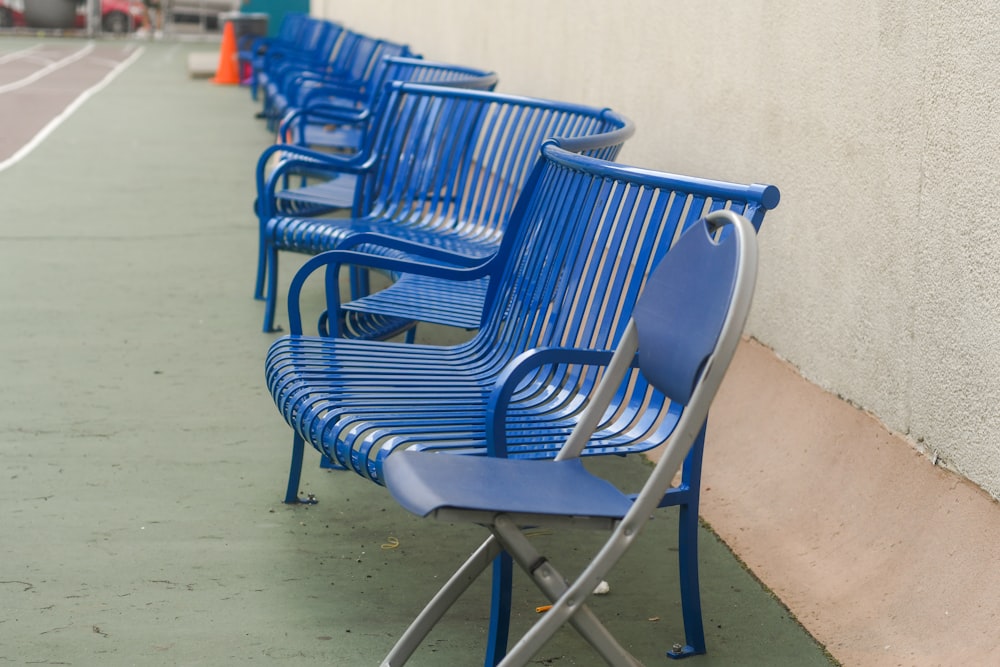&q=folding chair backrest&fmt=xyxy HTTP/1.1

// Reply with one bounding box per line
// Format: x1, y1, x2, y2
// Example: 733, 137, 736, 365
632, 216, 746, 404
